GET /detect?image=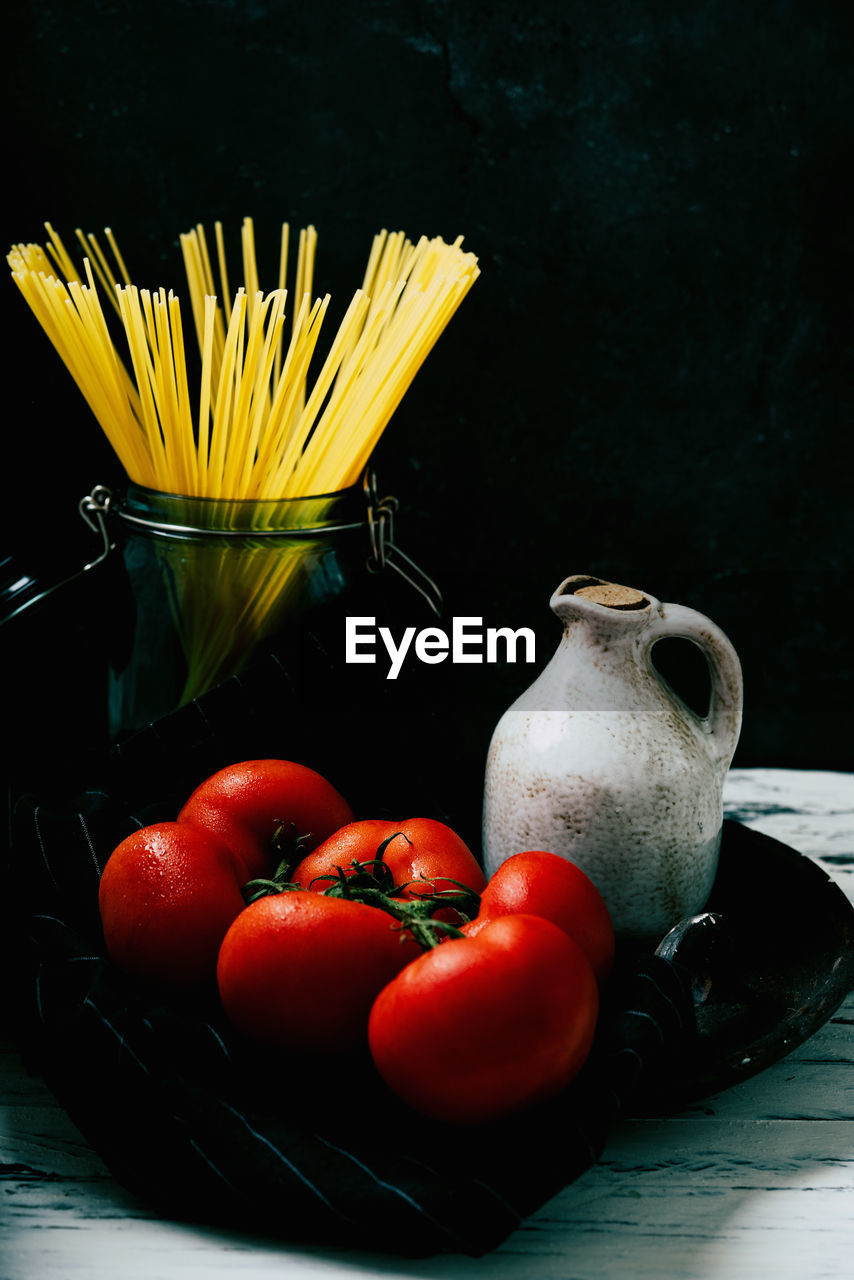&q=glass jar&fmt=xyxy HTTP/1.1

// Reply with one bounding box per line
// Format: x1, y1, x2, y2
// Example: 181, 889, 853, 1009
101, 474, 440, 737
1, 472, 440, 741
